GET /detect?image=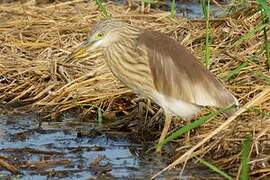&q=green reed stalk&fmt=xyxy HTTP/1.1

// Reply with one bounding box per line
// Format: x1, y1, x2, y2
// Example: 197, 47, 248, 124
240, 135, 252, 180
194, 156, 233, 180
201, 0, 211, 69
256, 0, 270, 70
95, 0, 111, 18
170, 0, 176, 18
